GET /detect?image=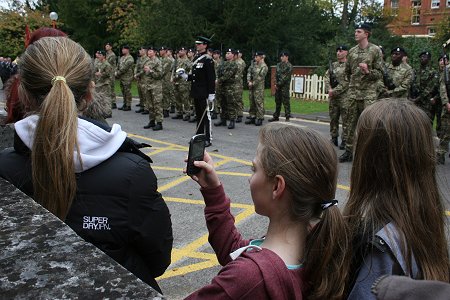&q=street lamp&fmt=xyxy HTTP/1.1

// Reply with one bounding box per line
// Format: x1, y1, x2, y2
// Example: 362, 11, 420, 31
49, 12, 58, 29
